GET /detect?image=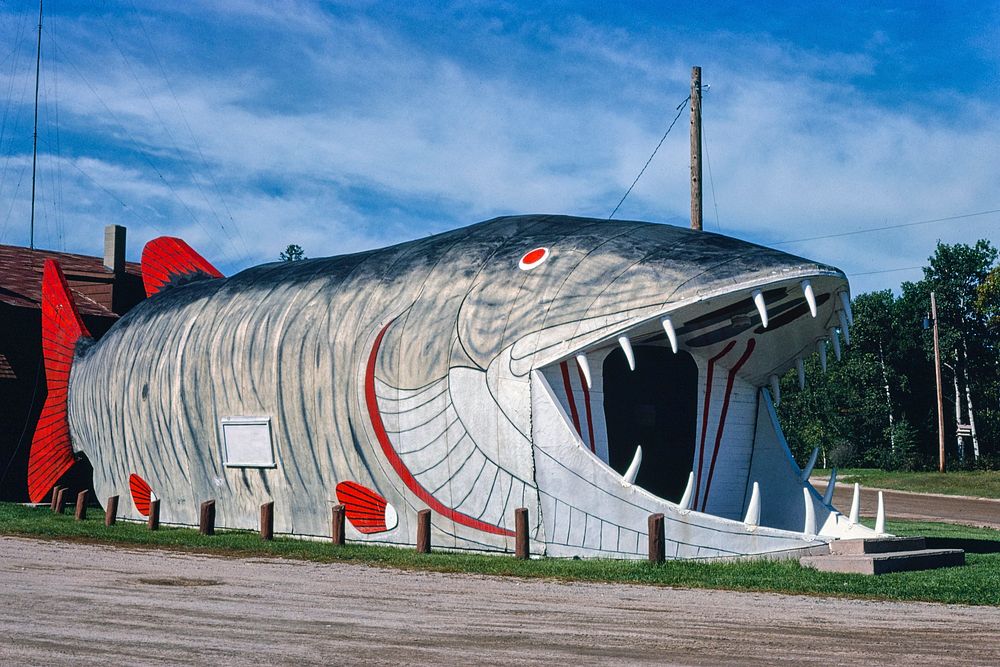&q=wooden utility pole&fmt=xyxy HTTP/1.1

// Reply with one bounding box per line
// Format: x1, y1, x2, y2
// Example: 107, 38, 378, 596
931, 292, 945, 472
690, 66, 703, 231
